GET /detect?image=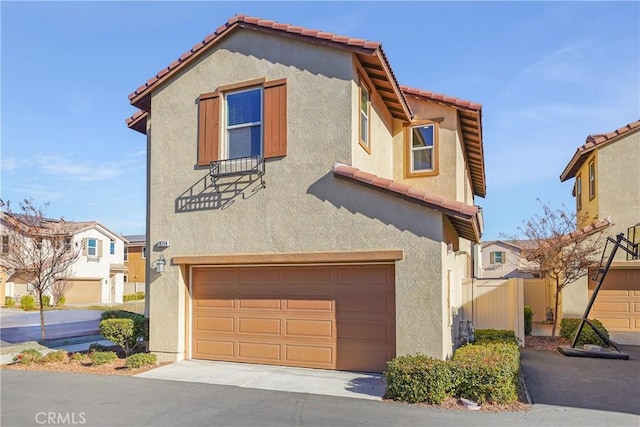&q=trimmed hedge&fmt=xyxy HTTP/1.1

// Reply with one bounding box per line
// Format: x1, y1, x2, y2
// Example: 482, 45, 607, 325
125, 352, 157, 369
5, 296, 15, 308
20, 295, 35, 311
474, 329, 519, 345
100, 318, 138, 356
385, 355, 456, 404
89, 351, 117, 366
452, 342, 520, 404
524, 306, 534, 336
41, 295, 51, 307
123, 292, 145, 302
560, 318, 609, 347
56, 295, 66, 307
